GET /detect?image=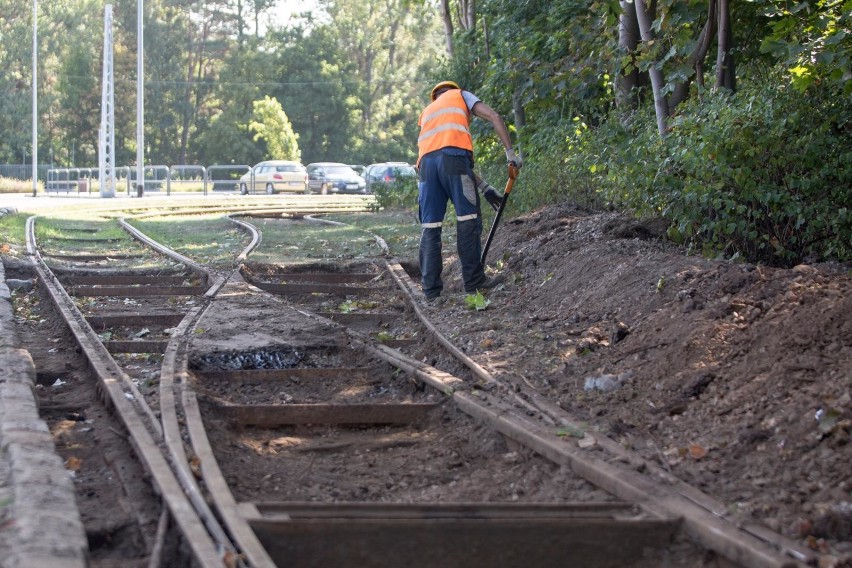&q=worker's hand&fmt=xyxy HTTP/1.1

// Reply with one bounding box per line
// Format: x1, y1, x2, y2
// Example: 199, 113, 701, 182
483, 187, 503, 212
506, 148, 523, 169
